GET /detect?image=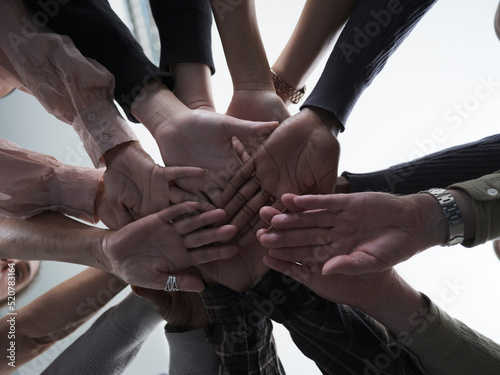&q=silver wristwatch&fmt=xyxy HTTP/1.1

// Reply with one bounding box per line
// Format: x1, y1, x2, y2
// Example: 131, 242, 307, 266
420, 188, 465, 246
